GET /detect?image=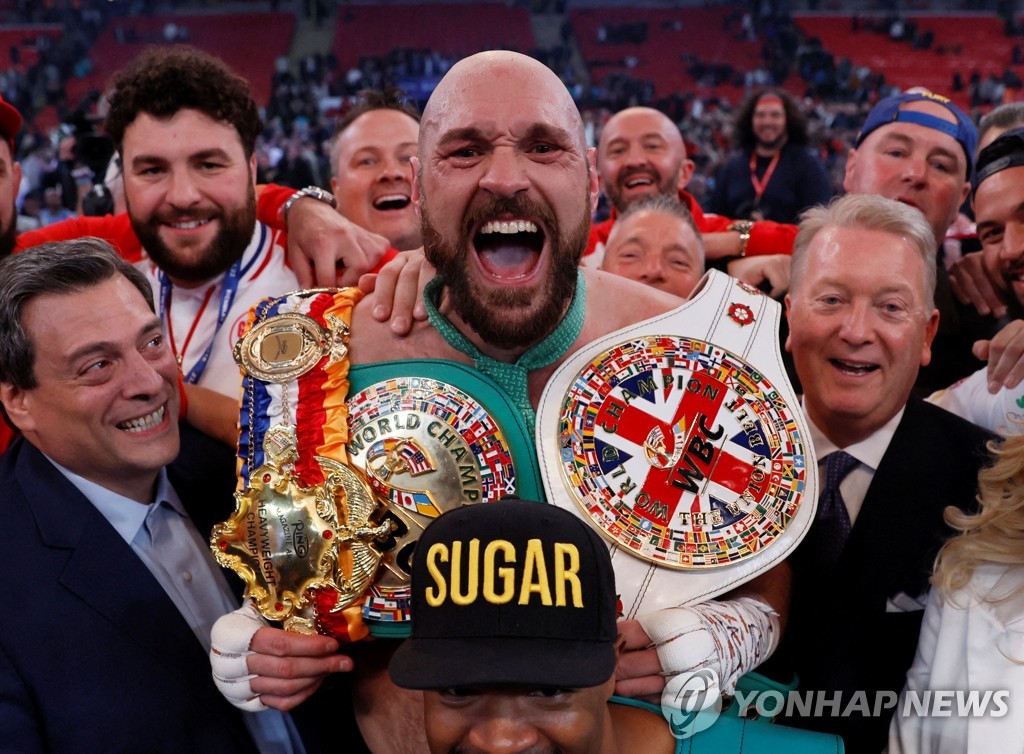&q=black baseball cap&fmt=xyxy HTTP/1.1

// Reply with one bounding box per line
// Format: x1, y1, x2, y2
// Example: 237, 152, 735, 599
388, 498, 618, 690
973, 126, 1024, 198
